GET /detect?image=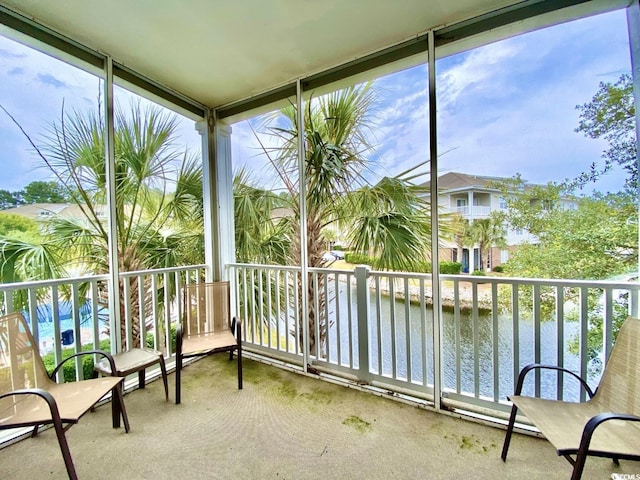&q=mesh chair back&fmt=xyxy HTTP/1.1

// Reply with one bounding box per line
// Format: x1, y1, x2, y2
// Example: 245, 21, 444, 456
182, 281, 231, 337
593, 316, 640, 415
0, 312, 53, 392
